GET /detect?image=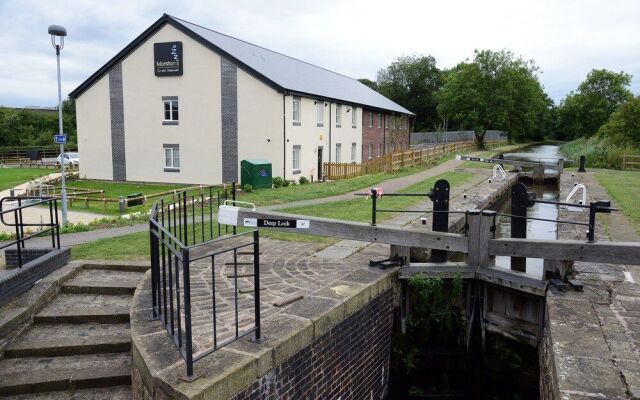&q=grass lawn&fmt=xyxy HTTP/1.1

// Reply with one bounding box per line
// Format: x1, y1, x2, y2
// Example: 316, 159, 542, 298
595, 169, 640, 233
70, 225, 337, 261
0, 167, 54, 191
280, 171, 475, 224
